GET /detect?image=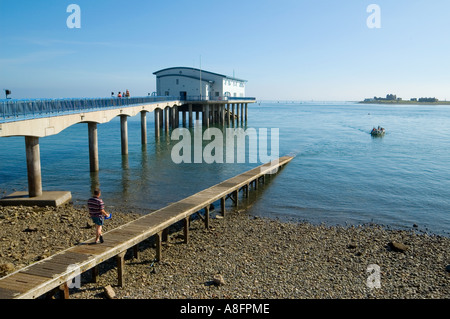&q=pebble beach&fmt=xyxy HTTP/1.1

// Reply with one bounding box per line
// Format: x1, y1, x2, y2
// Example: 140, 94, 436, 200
0, 204, 449, 299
